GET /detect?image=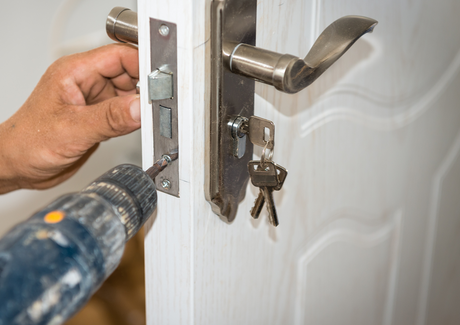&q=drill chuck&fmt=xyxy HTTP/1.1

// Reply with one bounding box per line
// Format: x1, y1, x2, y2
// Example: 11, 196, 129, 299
84, 164, 157, 241
0, 164, 157, 325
